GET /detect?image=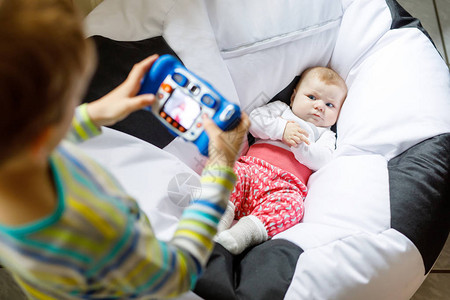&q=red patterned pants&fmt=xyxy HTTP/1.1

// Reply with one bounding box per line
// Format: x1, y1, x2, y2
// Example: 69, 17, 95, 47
231, 156, 307, 238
